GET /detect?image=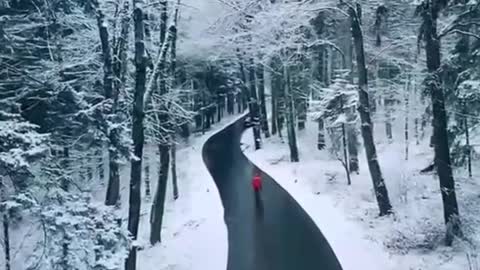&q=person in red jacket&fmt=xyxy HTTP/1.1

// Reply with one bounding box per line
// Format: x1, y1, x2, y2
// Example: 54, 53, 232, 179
252, 173, 262, 192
